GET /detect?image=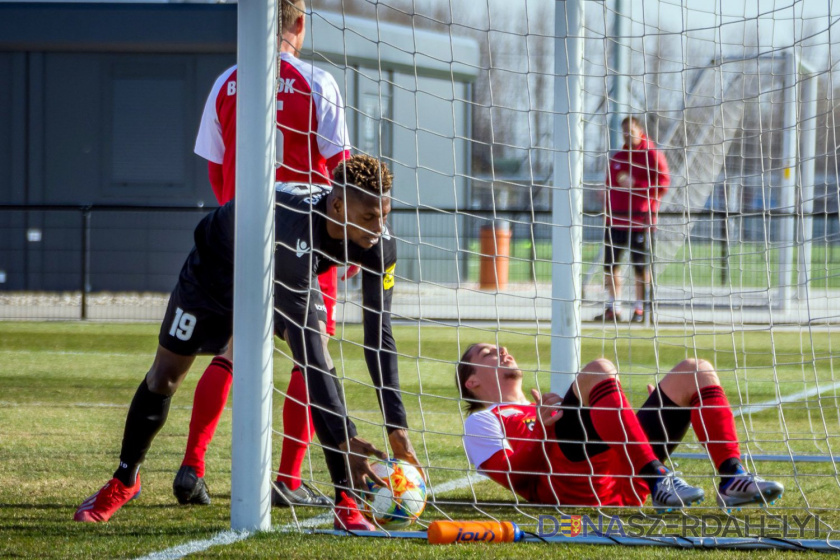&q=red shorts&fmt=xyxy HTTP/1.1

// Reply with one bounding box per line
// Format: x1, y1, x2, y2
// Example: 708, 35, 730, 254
316, 267, 337, 336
